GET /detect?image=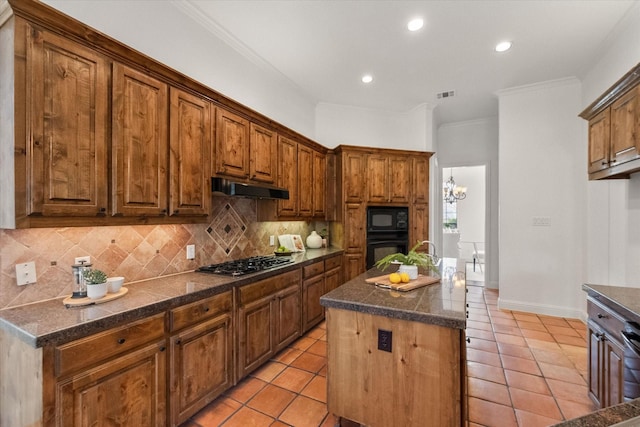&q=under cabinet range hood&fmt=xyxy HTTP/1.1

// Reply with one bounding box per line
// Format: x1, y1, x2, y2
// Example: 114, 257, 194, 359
211, 177, 290, 200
